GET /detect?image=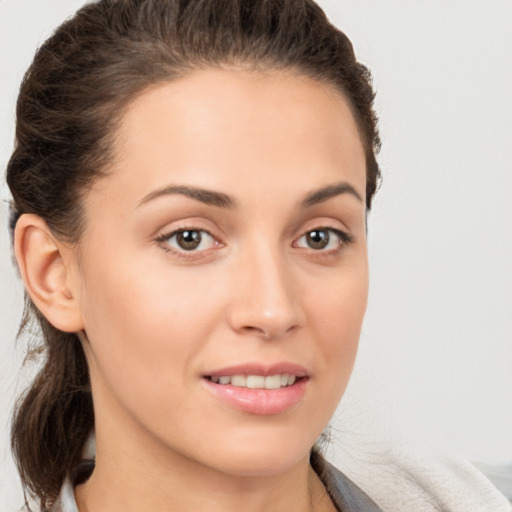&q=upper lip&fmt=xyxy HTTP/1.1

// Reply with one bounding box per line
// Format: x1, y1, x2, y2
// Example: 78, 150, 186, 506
204, 362, 309, 378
